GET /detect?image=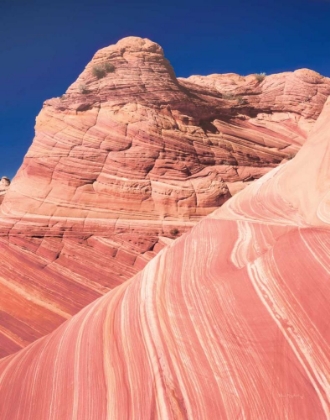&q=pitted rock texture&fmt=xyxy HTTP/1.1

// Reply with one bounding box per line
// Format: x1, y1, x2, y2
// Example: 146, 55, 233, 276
1, 36, 330, 358
1, 96, 330, 420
